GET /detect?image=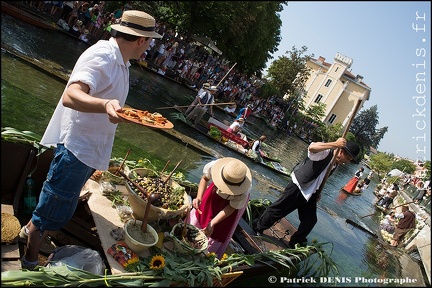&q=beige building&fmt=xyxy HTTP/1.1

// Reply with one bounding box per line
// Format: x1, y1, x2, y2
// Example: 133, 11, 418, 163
301, 52, 371, 127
